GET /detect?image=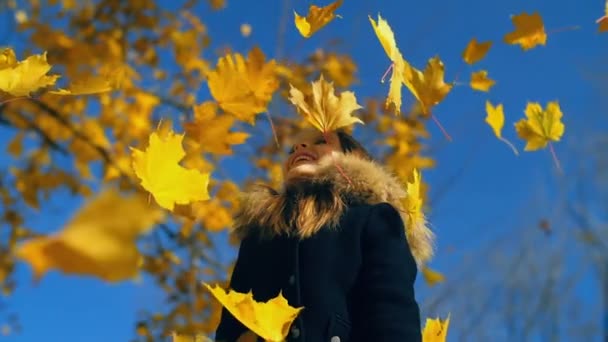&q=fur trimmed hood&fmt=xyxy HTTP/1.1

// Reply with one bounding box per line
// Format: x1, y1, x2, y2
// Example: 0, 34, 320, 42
233, 152, 435, 266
